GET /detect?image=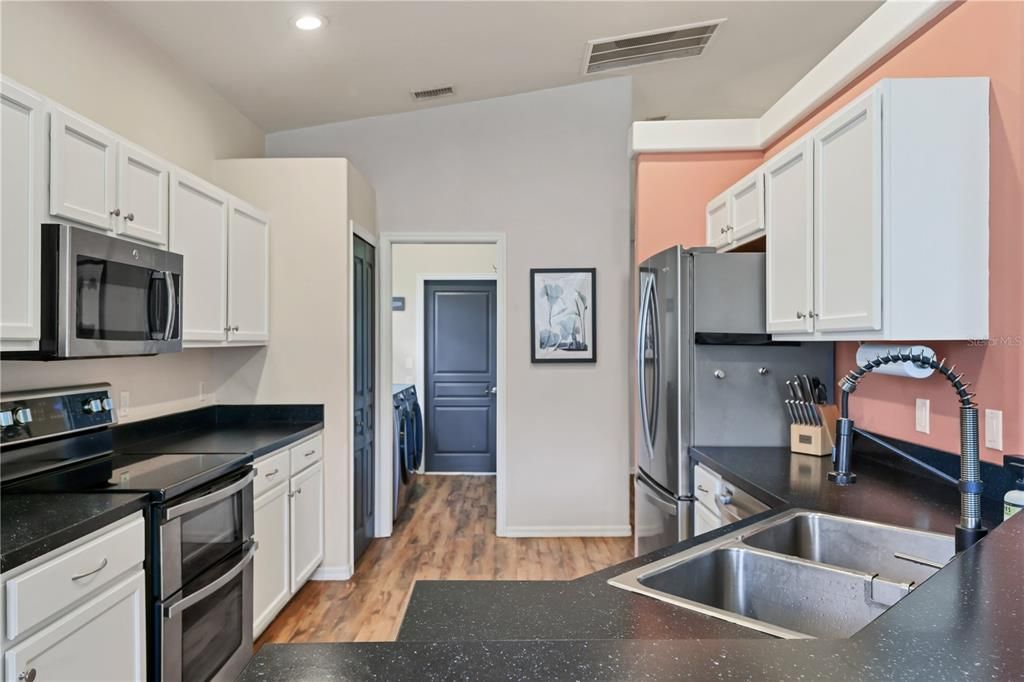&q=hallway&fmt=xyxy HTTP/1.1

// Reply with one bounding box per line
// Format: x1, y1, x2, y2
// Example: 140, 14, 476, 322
256, 475, 632, 645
